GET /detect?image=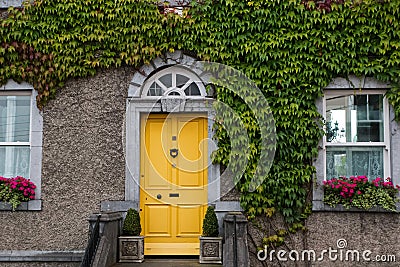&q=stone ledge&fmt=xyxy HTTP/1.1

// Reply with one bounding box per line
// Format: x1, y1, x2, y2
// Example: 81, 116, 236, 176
0, 0, 23, 8
0, 250, 84, 262
324, 76, 390, 89
312, 200, 400, 212
0, 200, 42, 211
89, 211, 122, 222
1, 79, 34, 90
100, 200, 138, 212
215, 201, 242, 212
